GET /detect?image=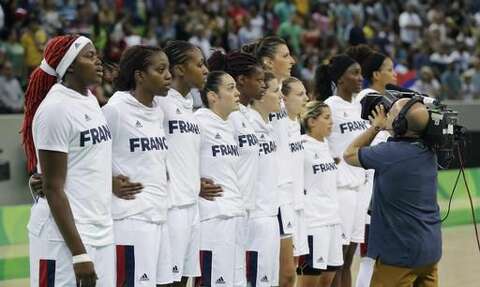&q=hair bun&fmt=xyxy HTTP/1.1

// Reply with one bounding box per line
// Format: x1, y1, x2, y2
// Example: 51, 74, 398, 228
207, 50, 228, 71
